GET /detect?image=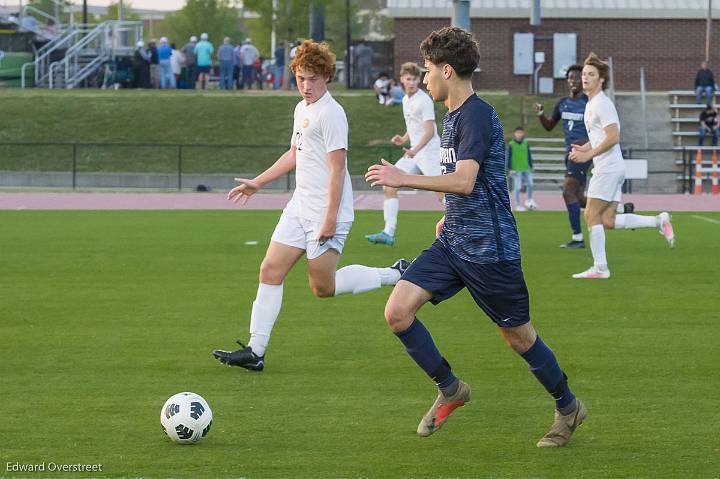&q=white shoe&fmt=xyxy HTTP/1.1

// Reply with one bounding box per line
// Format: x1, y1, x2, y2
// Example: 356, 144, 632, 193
515, 205, 527, 212
657, 212, 675, 248
525, 199, 538, 210
572, 266, 610, 279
